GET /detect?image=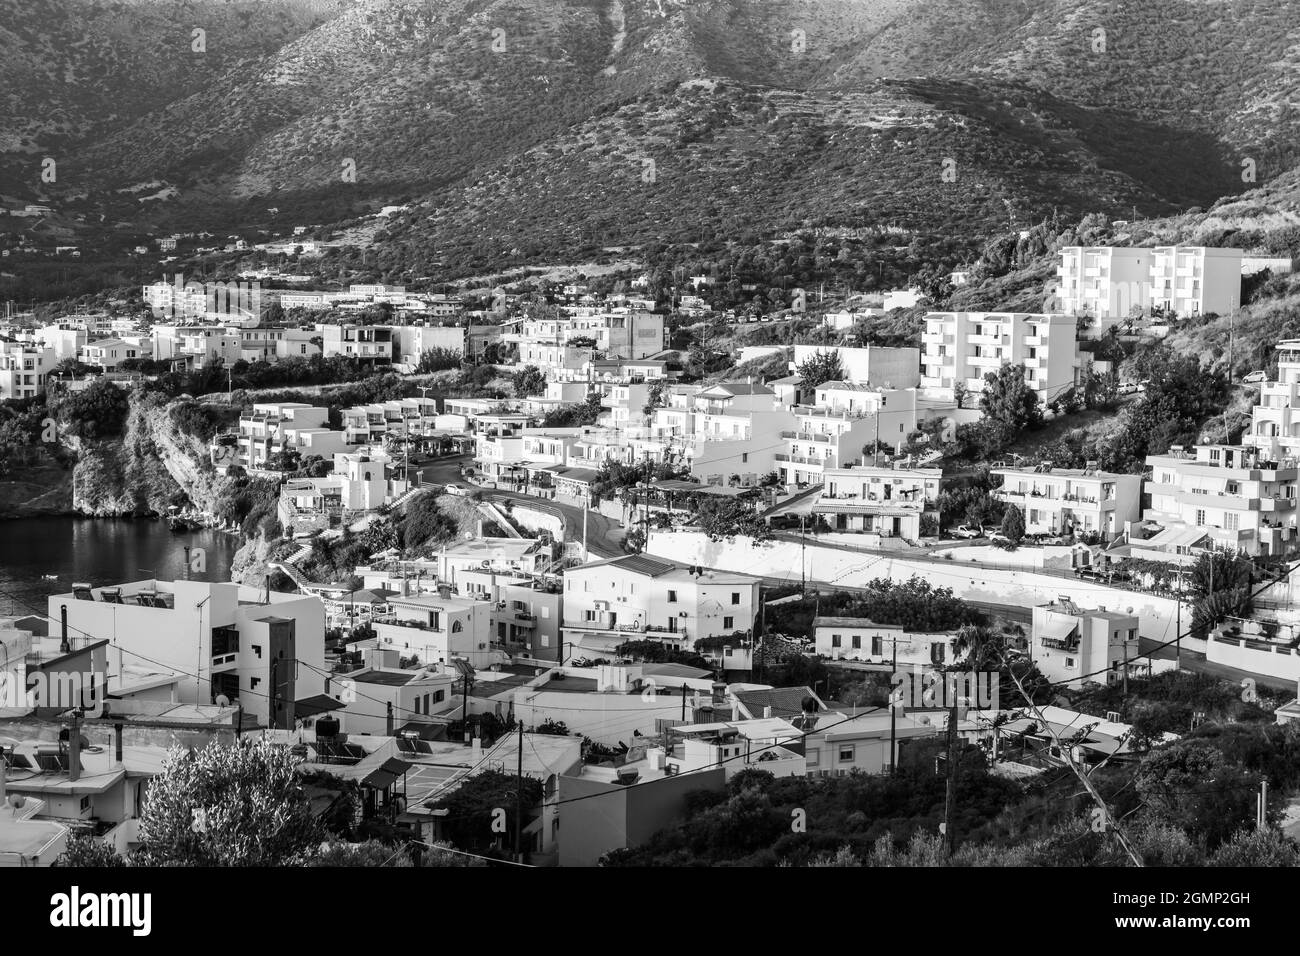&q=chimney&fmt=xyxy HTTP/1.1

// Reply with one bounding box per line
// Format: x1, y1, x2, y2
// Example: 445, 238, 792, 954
763, 705, 772, 719
60, 604, 70, 654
